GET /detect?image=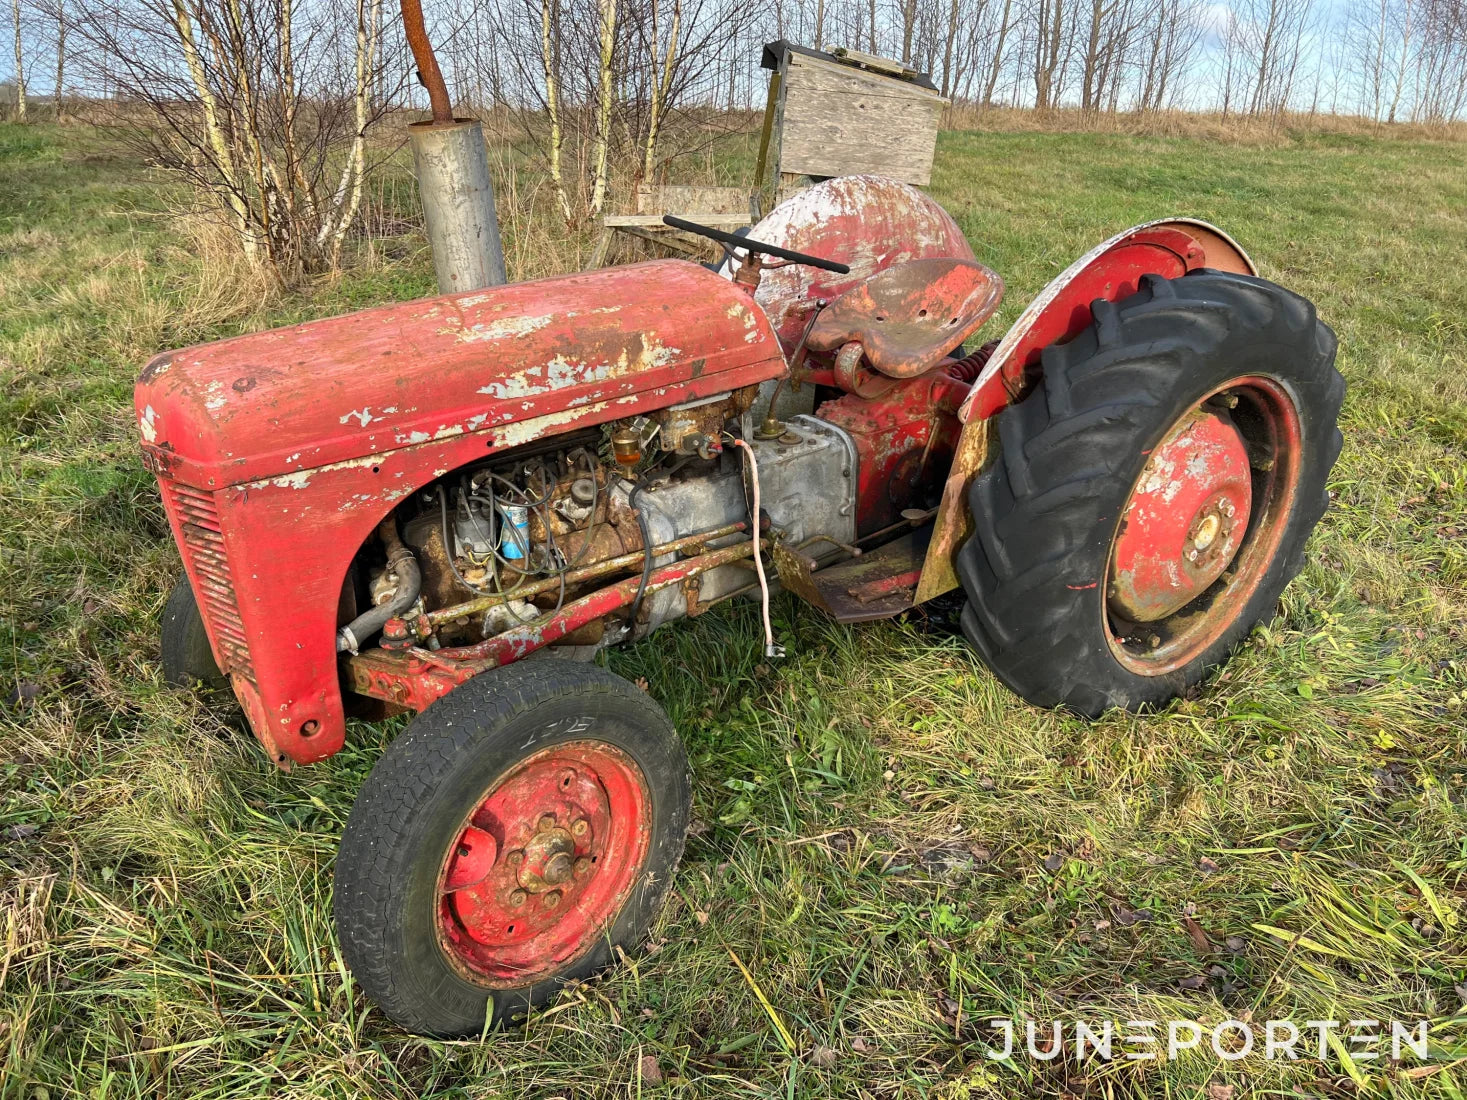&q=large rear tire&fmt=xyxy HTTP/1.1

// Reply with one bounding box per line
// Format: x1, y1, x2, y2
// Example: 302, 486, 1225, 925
333, 661, 691, 1036
956, 269, 1344, 716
